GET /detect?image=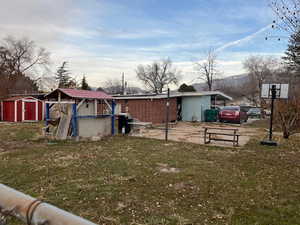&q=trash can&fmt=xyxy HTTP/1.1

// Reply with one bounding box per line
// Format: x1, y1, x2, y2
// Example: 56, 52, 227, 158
127, 118, 133, 133
118, 114, 132, 134
205, 109, 219, 122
